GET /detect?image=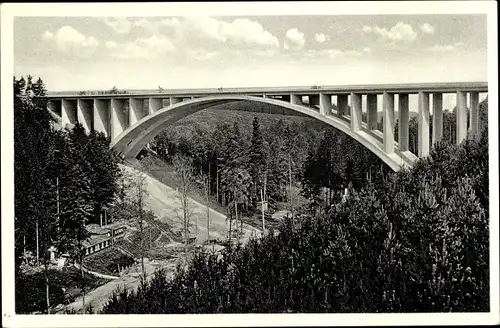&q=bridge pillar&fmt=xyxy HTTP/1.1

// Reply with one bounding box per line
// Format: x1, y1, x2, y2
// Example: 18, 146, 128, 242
94, 98, 111, 137
77, 99, 93, 132
350, 93, 362, 132
456, 90, 467, 144
319, 93, 332, 116
129, 98, 144, 126
418, 91, 430, 157
279, 94, 290, 102
170, 96, 182, 105
48, 100, 59, 115
148, 98, 162, 114
337, 94, 349, 116
367, 94, 378, 130
309, 95, 319, 108
61, 99, 77, 128
383, 92, 395, 154
432, 93, 443, 146
290, 93, 302, 105
398, 94, 409, 152
111, 98, 128, 139
469, 91, 480, 136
